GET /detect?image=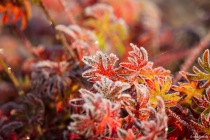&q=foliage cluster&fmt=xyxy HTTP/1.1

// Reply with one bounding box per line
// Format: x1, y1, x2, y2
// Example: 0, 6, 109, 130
0, 0, 210, 140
